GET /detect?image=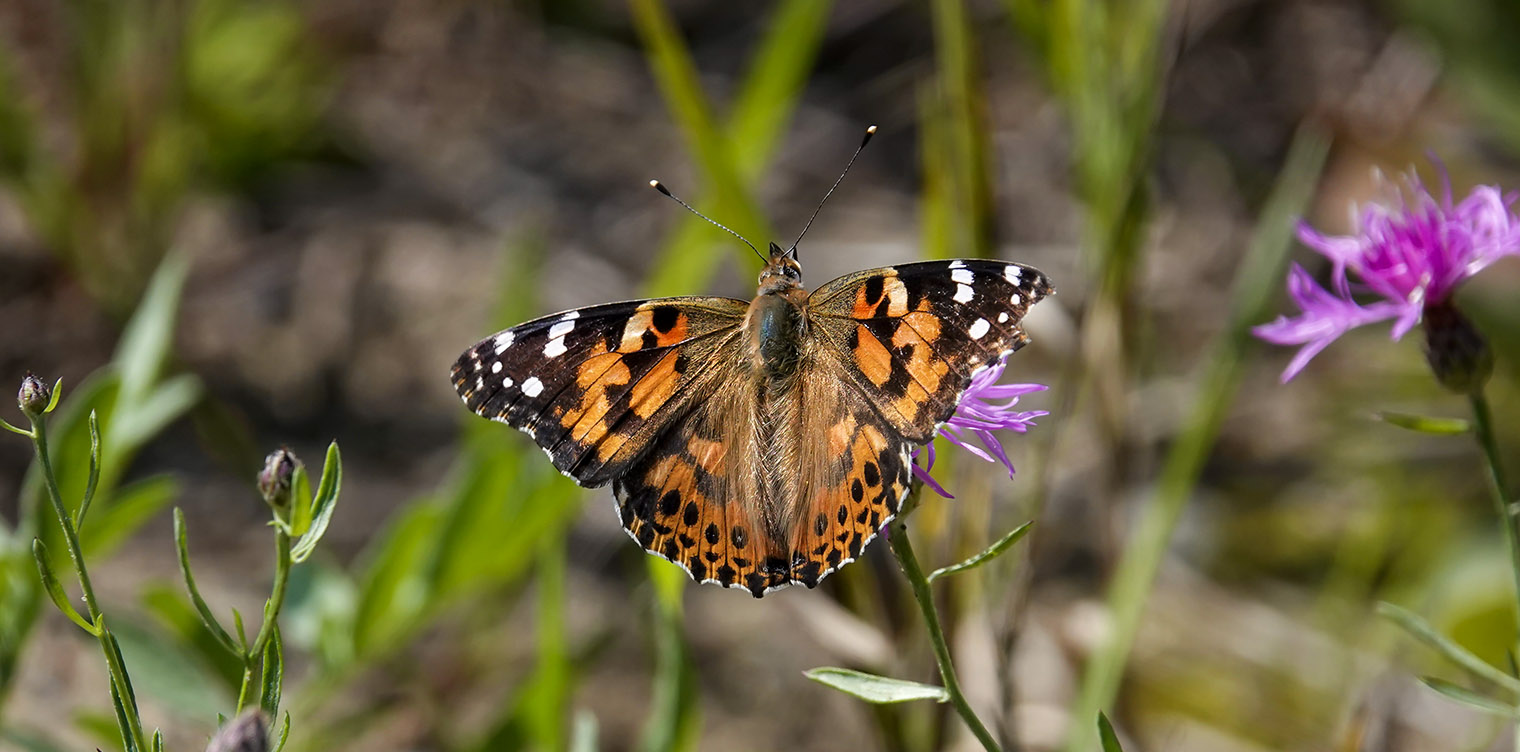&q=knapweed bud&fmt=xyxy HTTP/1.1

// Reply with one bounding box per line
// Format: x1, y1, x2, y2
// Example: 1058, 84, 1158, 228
1422, 302, 1492, 394
17, 373, 50, 419
205, 709, 268, 752
258, 448, 299, 510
